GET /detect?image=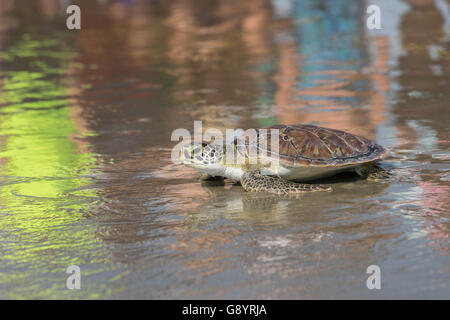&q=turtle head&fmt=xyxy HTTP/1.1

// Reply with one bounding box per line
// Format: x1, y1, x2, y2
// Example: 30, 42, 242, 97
180, 142, 225, 176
